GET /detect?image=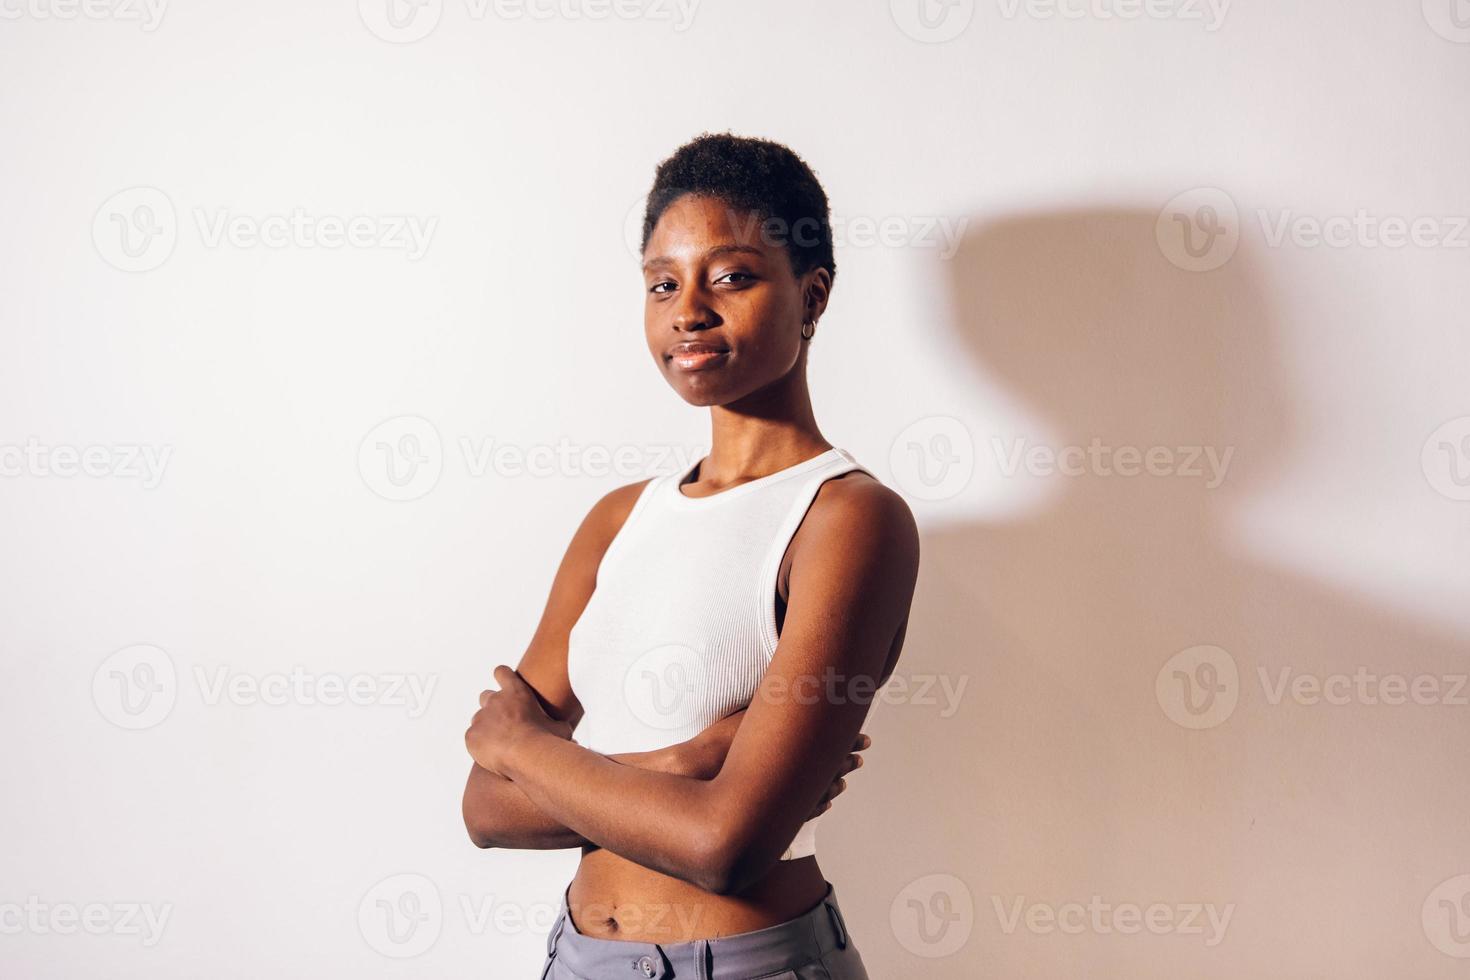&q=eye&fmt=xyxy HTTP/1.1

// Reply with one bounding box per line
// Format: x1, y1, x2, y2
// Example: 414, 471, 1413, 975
648, 280, 676, 295
715, 271, 754, 285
